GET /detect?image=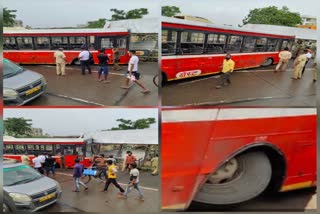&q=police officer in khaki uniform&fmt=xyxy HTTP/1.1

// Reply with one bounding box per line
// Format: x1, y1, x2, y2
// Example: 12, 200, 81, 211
274, 47, 292, 72
292, 51, 307, 79
54, 48, 67, 75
